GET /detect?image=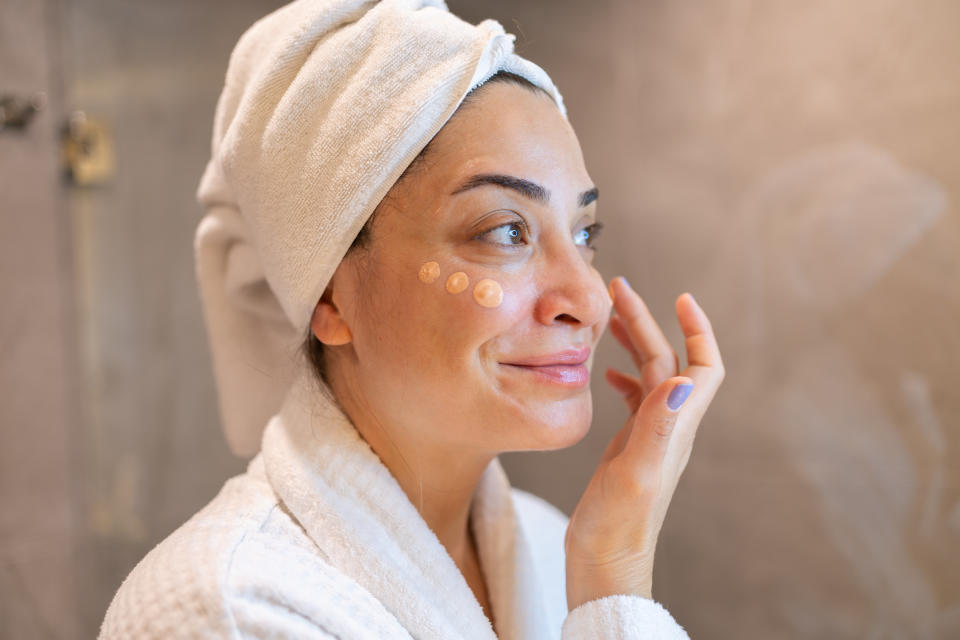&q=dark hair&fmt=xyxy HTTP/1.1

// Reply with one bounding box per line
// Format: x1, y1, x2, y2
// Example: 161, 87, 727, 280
302, 71, 554, 395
